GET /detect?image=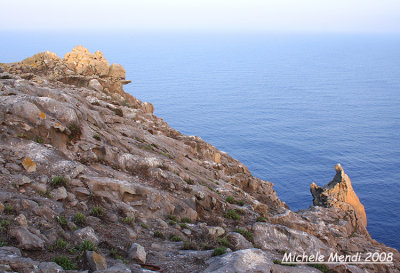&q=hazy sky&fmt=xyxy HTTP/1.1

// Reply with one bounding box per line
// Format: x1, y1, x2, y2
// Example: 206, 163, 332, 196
1, 0, 400, 33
